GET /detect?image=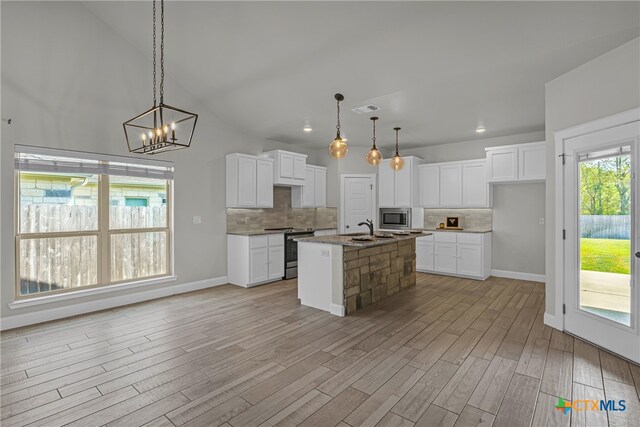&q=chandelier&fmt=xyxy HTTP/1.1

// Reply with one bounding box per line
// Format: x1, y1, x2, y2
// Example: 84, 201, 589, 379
123, 0, 198, 155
